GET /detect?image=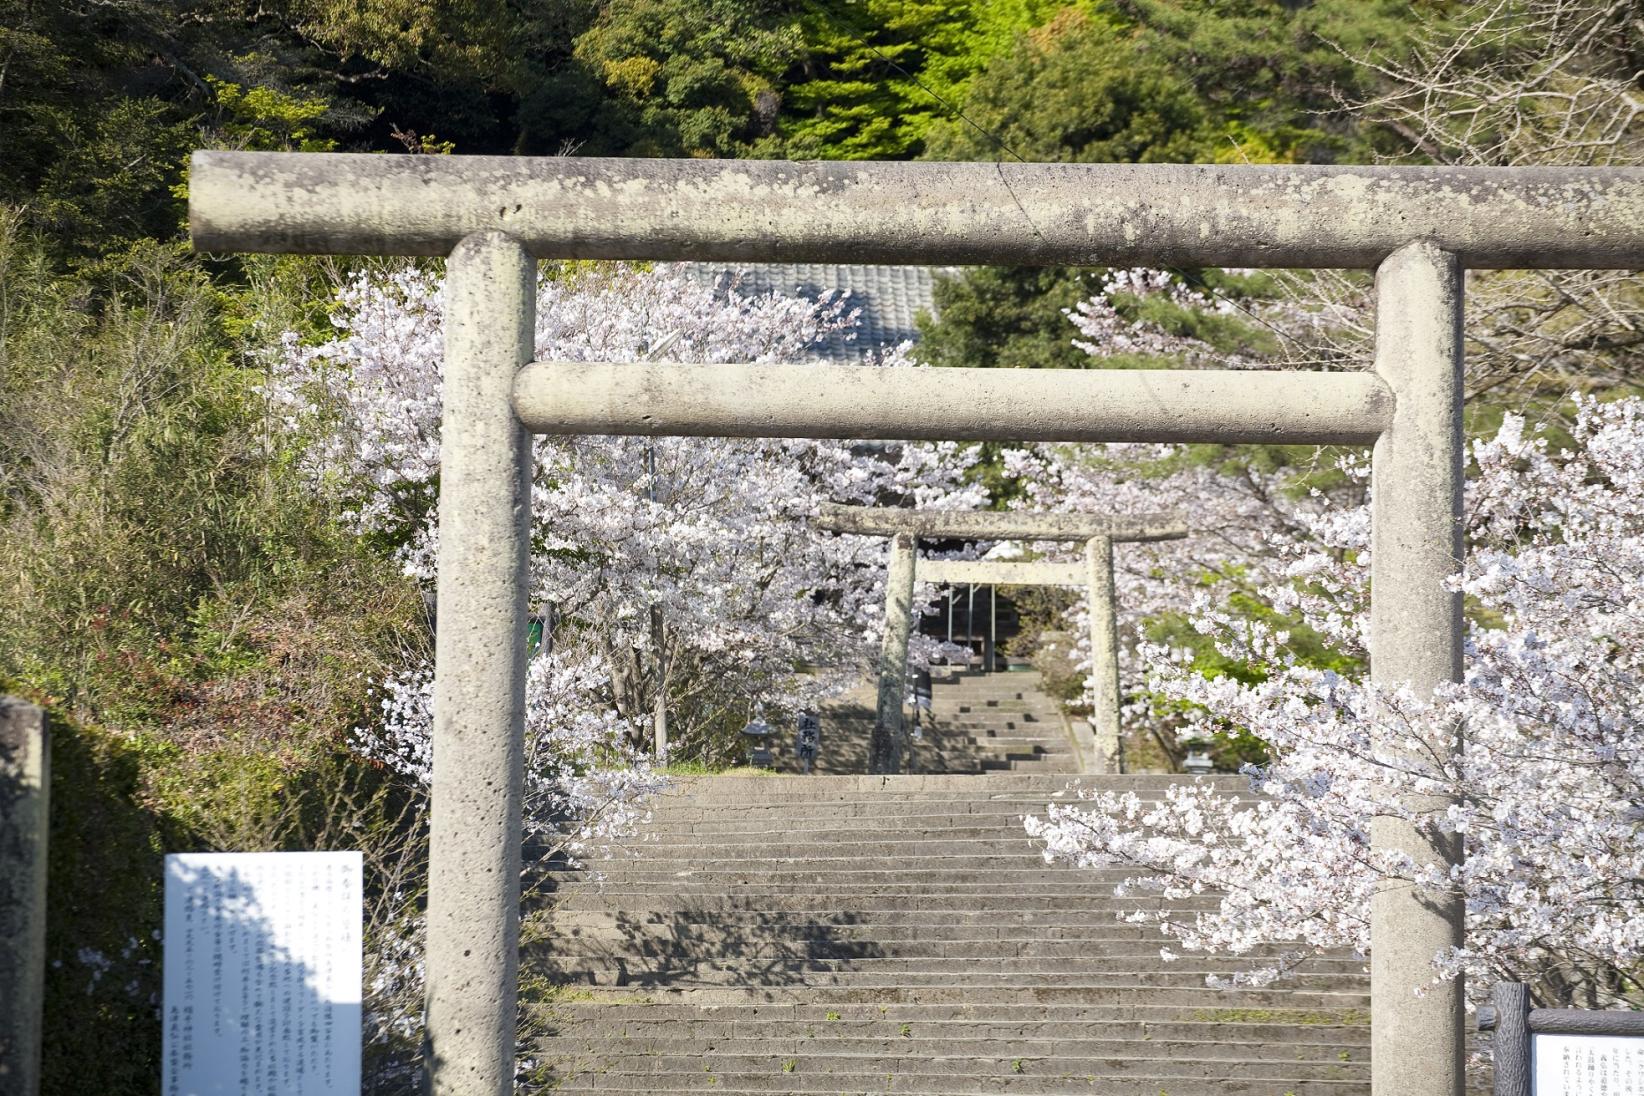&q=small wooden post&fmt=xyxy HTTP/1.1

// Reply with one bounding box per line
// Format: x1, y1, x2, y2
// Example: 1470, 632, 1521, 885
1490, 982, 1531, 1096
0, 698, 49, 1096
